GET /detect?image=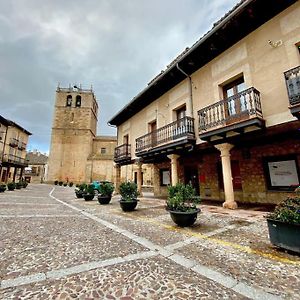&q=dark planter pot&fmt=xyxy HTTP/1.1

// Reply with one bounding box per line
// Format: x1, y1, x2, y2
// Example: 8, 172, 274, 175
7, 187, 15, 191
83, 194, 94, 201
75, 191, 84, 199
119, 199, 138, 211
98, 195, 112, 205
267, 219, 300, 253
0, 187, 6, 192
168, 208, 200, 227
16, 186, 22, 190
